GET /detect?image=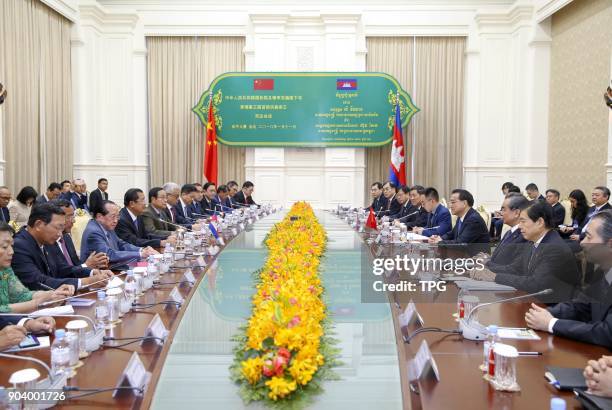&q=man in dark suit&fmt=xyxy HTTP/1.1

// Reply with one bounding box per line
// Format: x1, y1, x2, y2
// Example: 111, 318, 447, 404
174, 184, 198, 222
525, 210, 612, 348
35, 182, 62, 205
46, 199, 108, 277
115, 188, 175, 248
485, 193, 530, 269
200, 182, 217, 216
525, 183, 545, 202
414, 187, 452, 237
65, 178, 89, 212
389, 186, 414, 221
404, 185, 429, 229
213, 185, 233, 214
580, 186, 612, 240
473, 201, 579, 303
381, 181, 401, 218
429, 189, 490, 255
89, 178, 109, 214
366, 182, 388, 214
226, 181, 240, 209
11, 203, 110, 292
0, 186, 10, 223
233, 181, 258, 207
162, 182, 194, 228
192, 183, 205, 215
545, 189, 566, 228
